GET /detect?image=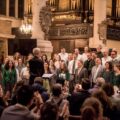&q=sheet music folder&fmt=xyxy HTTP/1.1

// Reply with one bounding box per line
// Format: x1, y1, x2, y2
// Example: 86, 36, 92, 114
42, 74, 54, 79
